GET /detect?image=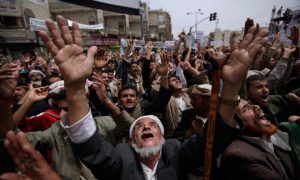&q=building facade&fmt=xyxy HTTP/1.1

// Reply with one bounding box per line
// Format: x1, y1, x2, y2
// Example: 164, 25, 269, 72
0, 0, 50, 58
0, 0, 173, 58
148, 9, 172, 41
